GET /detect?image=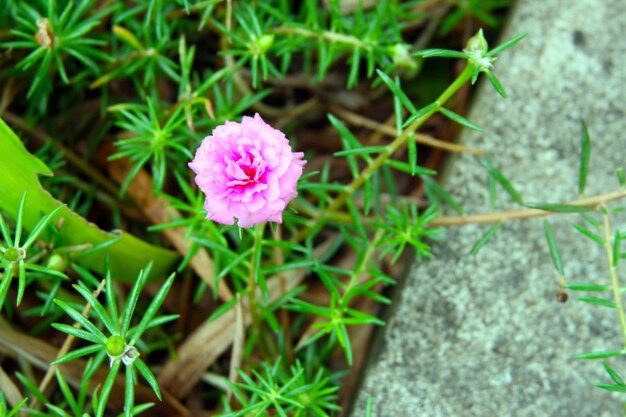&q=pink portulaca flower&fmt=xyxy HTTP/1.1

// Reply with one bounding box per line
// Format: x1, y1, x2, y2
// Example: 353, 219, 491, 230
189, 113, 306, 228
